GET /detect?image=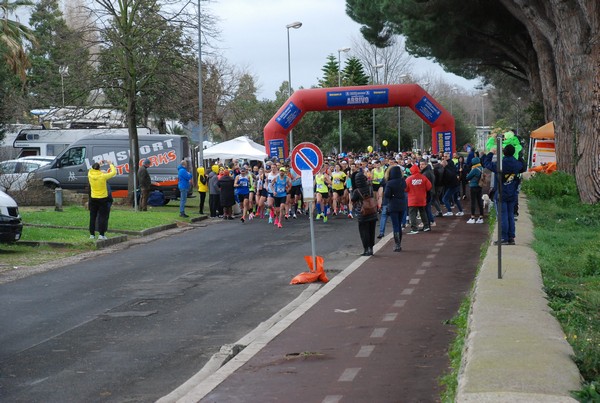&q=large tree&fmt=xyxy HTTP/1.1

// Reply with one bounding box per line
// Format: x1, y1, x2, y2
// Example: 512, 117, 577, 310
0, 0, 37, 82
27, 0, 94, 108
346, 0, 600, 203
